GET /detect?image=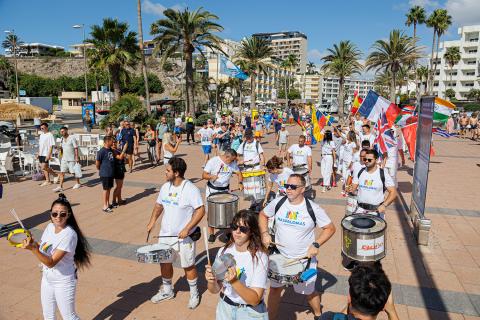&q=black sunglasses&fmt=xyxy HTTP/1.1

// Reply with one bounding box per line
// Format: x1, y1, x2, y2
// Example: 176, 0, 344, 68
364, 158, 375, 162
284, 183, 303, 190
230, 223, 250, 233
51, 211, 68, 218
